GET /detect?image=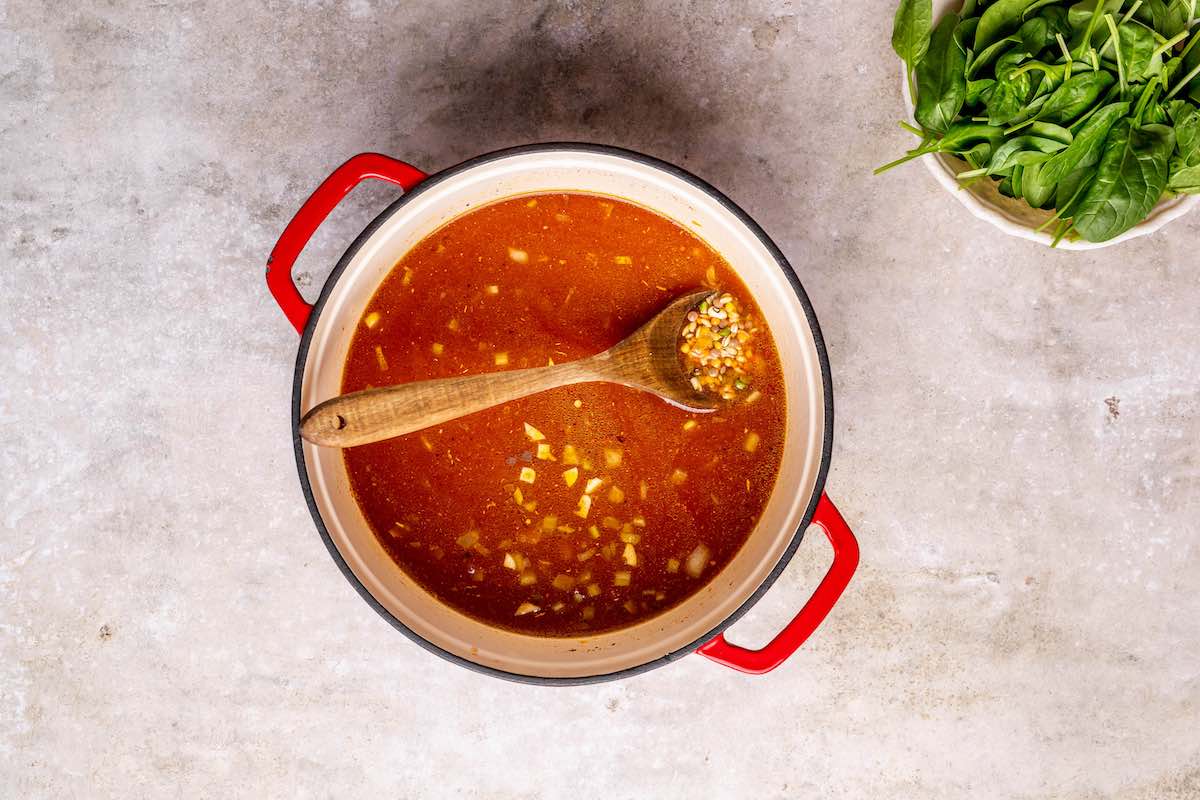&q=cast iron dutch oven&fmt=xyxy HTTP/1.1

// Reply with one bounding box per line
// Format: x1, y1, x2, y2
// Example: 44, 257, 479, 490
266, 145, 859, 684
